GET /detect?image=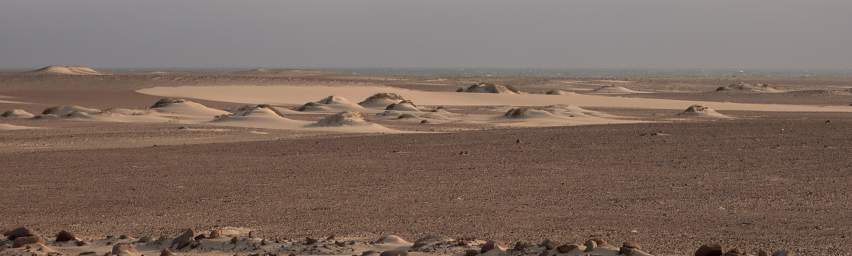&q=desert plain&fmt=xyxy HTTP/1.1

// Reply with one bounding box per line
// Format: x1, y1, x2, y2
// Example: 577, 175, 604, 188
2, 66, 852, 256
